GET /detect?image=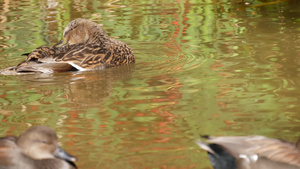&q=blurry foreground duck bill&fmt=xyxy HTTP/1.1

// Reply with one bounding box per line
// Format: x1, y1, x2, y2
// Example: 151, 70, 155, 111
0, 126, 77, 169
195, 135, 300, 169
0, 18, 135, 75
